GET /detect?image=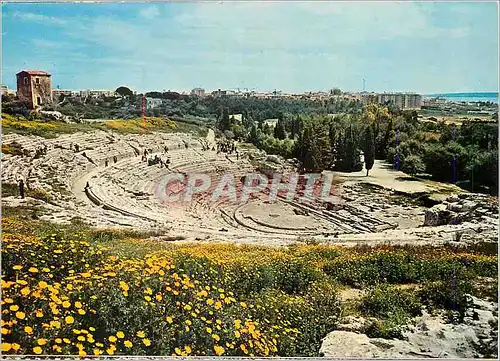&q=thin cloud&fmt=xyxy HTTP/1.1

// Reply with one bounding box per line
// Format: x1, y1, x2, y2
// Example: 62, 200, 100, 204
2, 2, 497, 93
31, 39, 62, 48
139, 5, 160, 19
11, 11, 67, 26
